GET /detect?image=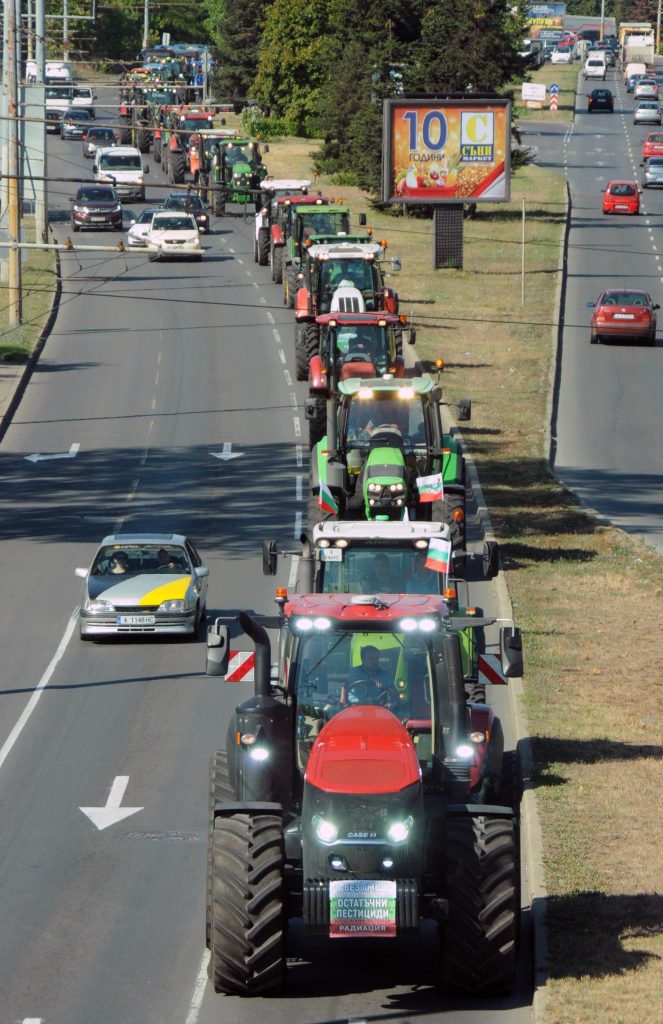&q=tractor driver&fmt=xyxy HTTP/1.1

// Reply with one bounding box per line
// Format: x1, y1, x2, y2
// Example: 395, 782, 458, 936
342, 644, 393, 706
